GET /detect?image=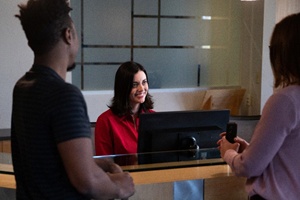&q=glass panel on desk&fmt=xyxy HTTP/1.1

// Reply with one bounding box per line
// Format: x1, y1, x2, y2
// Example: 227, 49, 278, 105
0, 148, 225, 174
0, 152, 13, 174
94, 148, 225, 172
